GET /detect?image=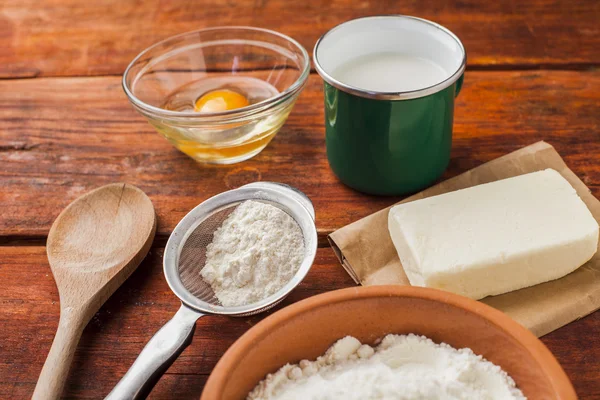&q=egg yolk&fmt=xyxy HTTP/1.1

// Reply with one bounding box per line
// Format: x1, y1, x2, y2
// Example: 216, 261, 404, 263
194, 89, 249, 113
